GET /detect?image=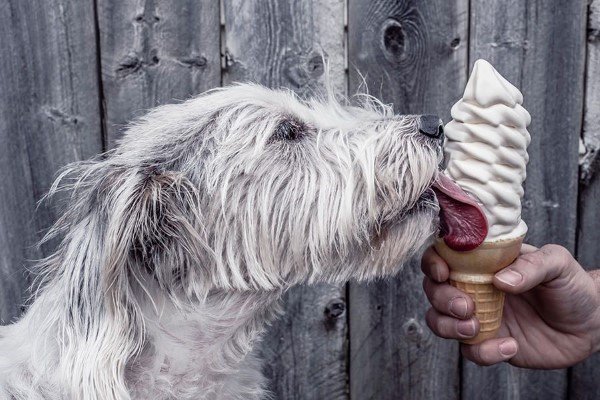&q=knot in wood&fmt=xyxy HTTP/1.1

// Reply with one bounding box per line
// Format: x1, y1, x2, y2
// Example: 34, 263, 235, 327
116, 53, 142, 77
450, 37, 461, 50
283, 50, 323, 88
133, 13, 160, 24
307, 54, 325, 78
379, 11, 426, 68
324, 298, 346, 319
116, 50, 159, 77
381, 18, 405, 58
180, 55, 208, 69
148, 49, 160, 66
402, 318, 424, 342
